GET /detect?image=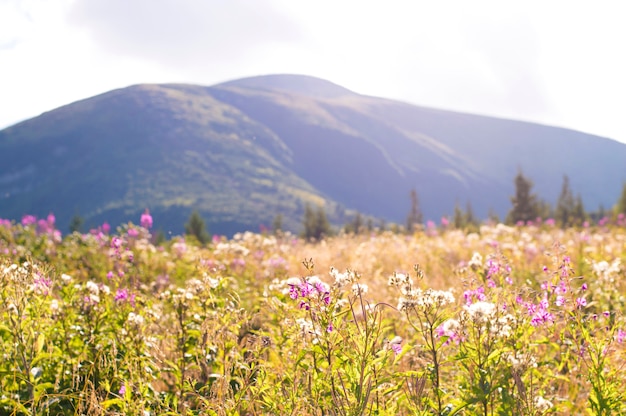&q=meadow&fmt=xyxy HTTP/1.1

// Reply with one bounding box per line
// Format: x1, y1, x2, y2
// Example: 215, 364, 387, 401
1, 213, 625, 415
